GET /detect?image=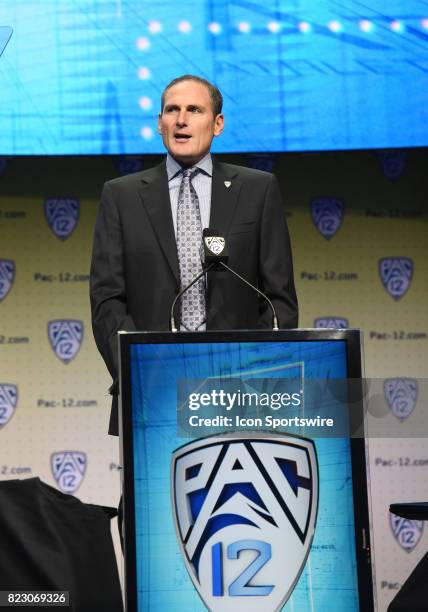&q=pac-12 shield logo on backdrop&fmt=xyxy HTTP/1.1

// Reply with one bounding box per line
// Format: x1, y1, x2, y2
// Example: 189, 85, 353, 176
310, 198, 344, 240
115, 155, 145, 175
390, 514, 423, 552
171, 433, 318, 611
0, 384, 18, 428
376, 150, 408, 181
314, 317, 348, 329
0, 259, 15, 301
244, 153, 278, 173
51, 451, 87, 494
0, 157, 8, 176
384, 378, 418, 421
379, 257, 413, 300
44, 197, 79, 240
48, 320, 84, 364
